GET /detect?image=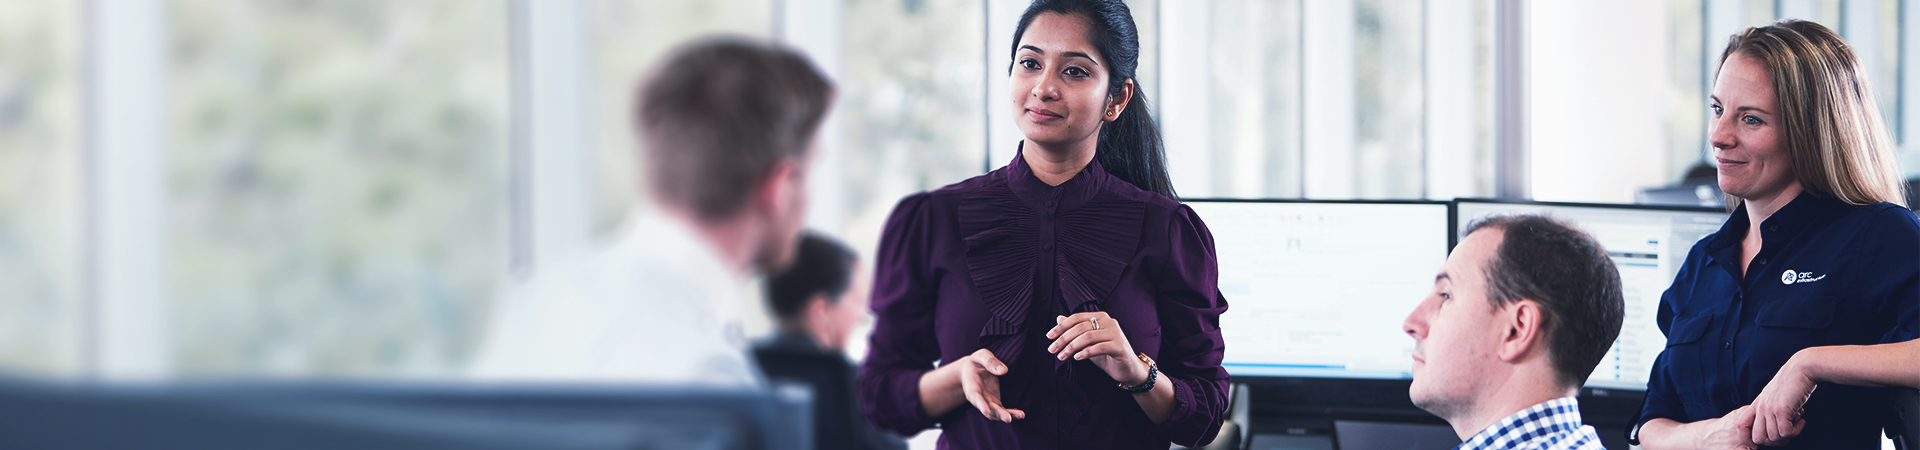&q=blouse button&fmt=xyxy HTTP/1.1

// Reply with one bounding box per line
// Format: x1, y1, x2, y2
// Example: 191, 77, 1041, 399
1767, 224, 1780, 232
1723, 342, 1731, 350
1756, 258, 1768, 266
1043, 243, 1054, 251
